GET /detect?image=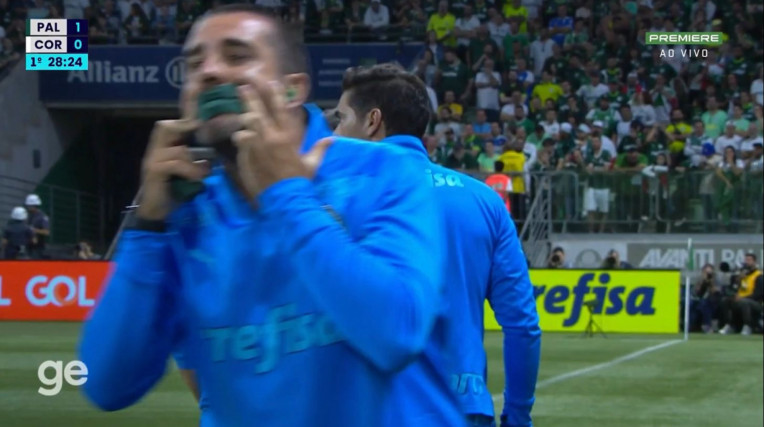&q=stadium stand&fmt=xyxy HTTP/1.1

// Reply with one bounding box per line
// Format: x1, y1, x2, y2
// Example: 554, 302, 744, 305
0, 0, 762, 249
